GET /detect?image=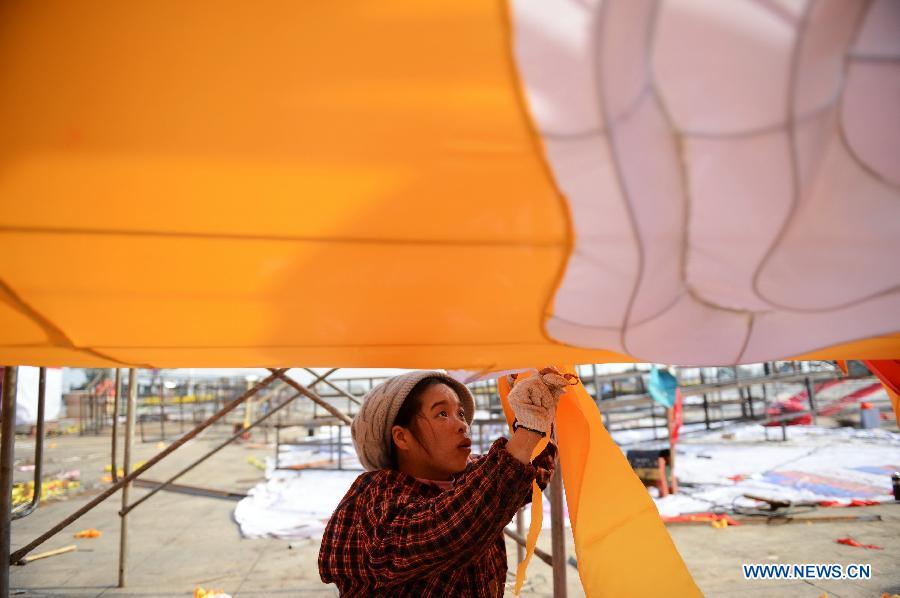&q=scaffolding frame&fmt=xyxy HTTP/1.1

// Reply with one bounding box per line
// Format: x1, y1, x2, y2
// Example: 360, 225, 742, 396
1, 365, 569, 597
